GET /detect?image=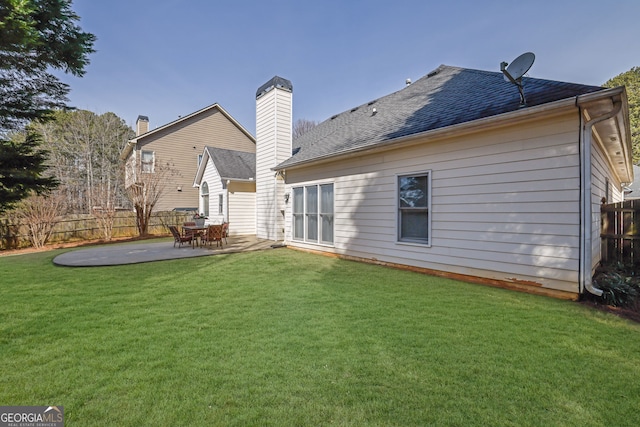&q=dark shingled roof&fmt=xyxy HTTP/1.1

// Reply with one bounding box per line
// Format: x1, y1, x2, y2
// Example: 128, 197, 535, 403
206, 147, 256, 180
277, 65, 604, 169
